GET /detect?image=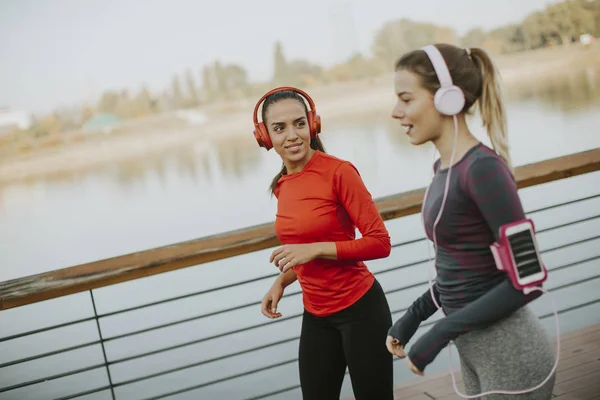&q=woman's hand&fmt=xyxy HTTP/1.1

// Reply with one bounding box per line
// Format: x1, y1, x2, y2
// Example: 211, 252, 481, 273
386, 336, 423, 376
261, 281, 285, 319
407, 356, 424, 376
270, 244, 320, 273
386, 336, 406, 358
